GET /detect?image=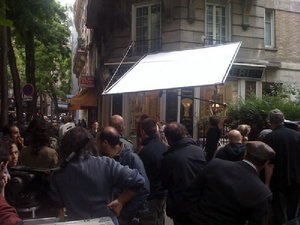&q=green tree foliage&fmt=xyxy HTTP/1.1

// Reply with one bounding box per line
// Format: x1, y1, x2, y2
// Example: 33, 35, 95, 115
225, 90, 300, 139
5, 0, 71, 118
